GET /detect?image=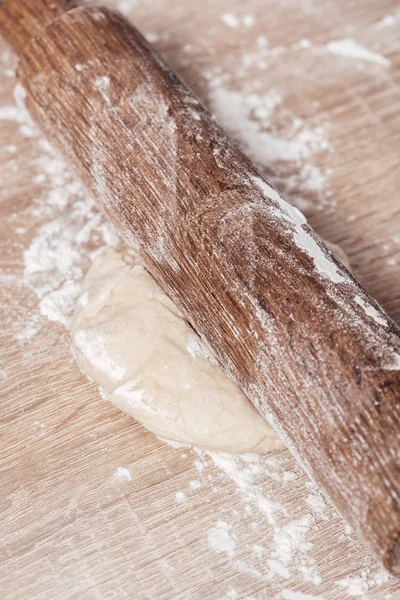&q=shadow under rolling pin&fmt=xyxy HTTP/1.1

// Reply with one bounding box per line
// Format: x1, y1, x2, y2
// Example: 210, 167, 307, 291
1, 0, 400, 577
